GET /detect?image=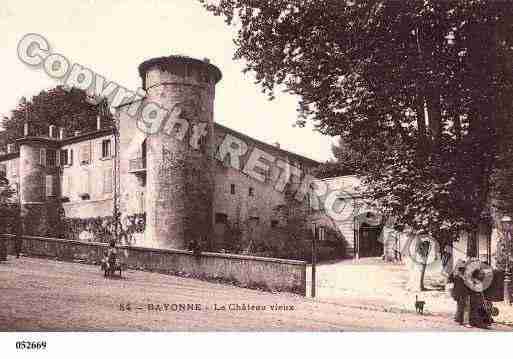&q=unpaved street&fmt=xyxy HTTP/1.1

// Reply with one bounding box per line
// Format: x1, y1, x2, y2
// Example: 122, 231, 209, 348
0, 256, 508, 331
